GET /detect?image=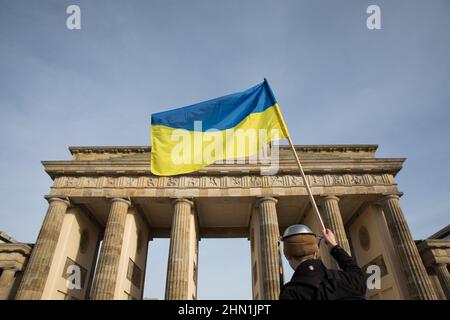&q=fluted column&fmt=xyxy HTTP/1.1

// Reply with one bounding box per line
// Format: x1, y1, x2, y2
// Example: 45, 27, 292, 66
320, 195, 351, 254
257, 196, 280, 300
16, 197, 69, 300
0, 269, 16, 300
434, 264, 450, 299
380, 194, 437, 299
91, 197, 130, 300
165, 198, 194, 300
